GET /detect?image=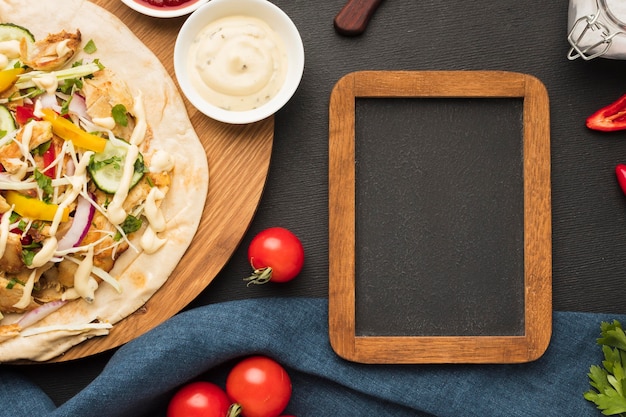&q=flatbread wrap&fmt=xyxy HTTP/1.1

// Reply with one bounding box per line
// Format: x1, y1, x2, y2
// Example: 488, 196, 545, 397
0, 0, 209, 362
